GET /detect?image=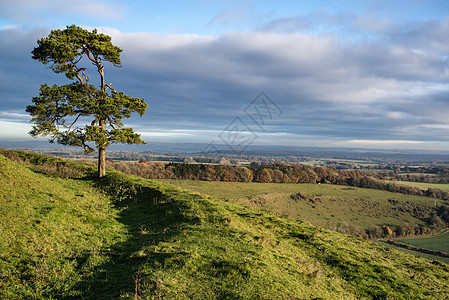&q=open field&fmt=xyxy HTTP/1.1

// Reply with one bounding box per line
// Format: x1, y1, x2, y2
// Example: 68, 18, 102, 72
398, 231, 449, 254
389, 181, 449, 191
376, 241, 449, 265
2, 151, 449, 299
161, 180, 440, 231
